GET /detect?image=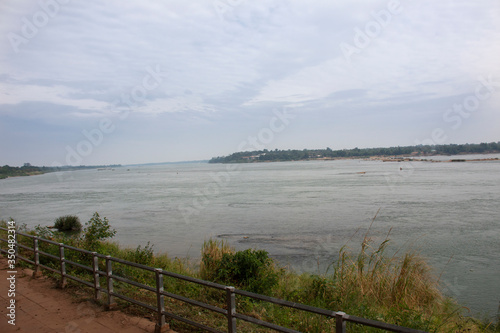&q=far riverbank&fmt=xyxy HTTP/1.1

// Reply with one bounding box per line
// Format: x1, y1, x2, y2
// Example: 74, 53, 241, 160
209, 142, 500, 163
